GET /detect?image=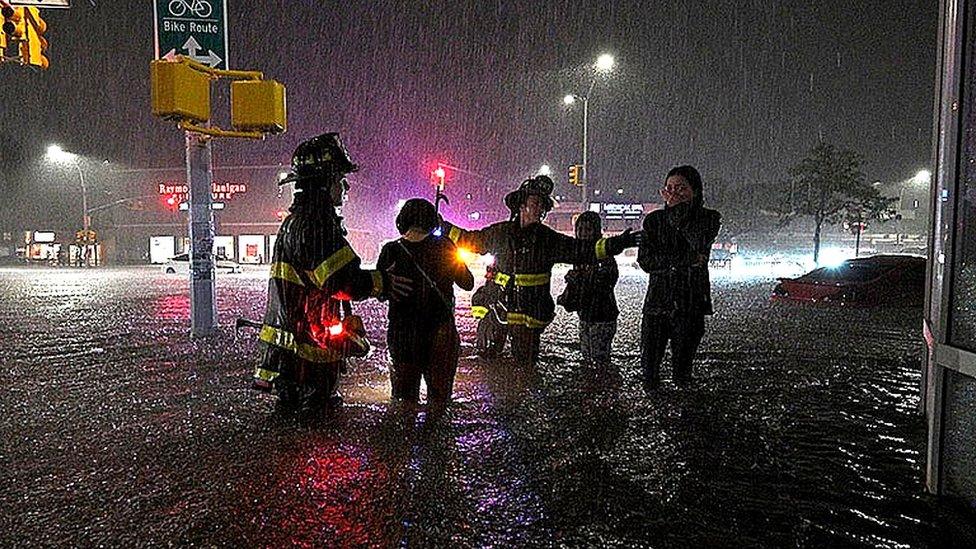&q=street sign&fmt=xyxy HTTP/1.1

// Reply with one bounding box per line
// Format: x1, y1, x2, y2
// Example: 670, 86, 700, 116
153, 0, 228, 69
